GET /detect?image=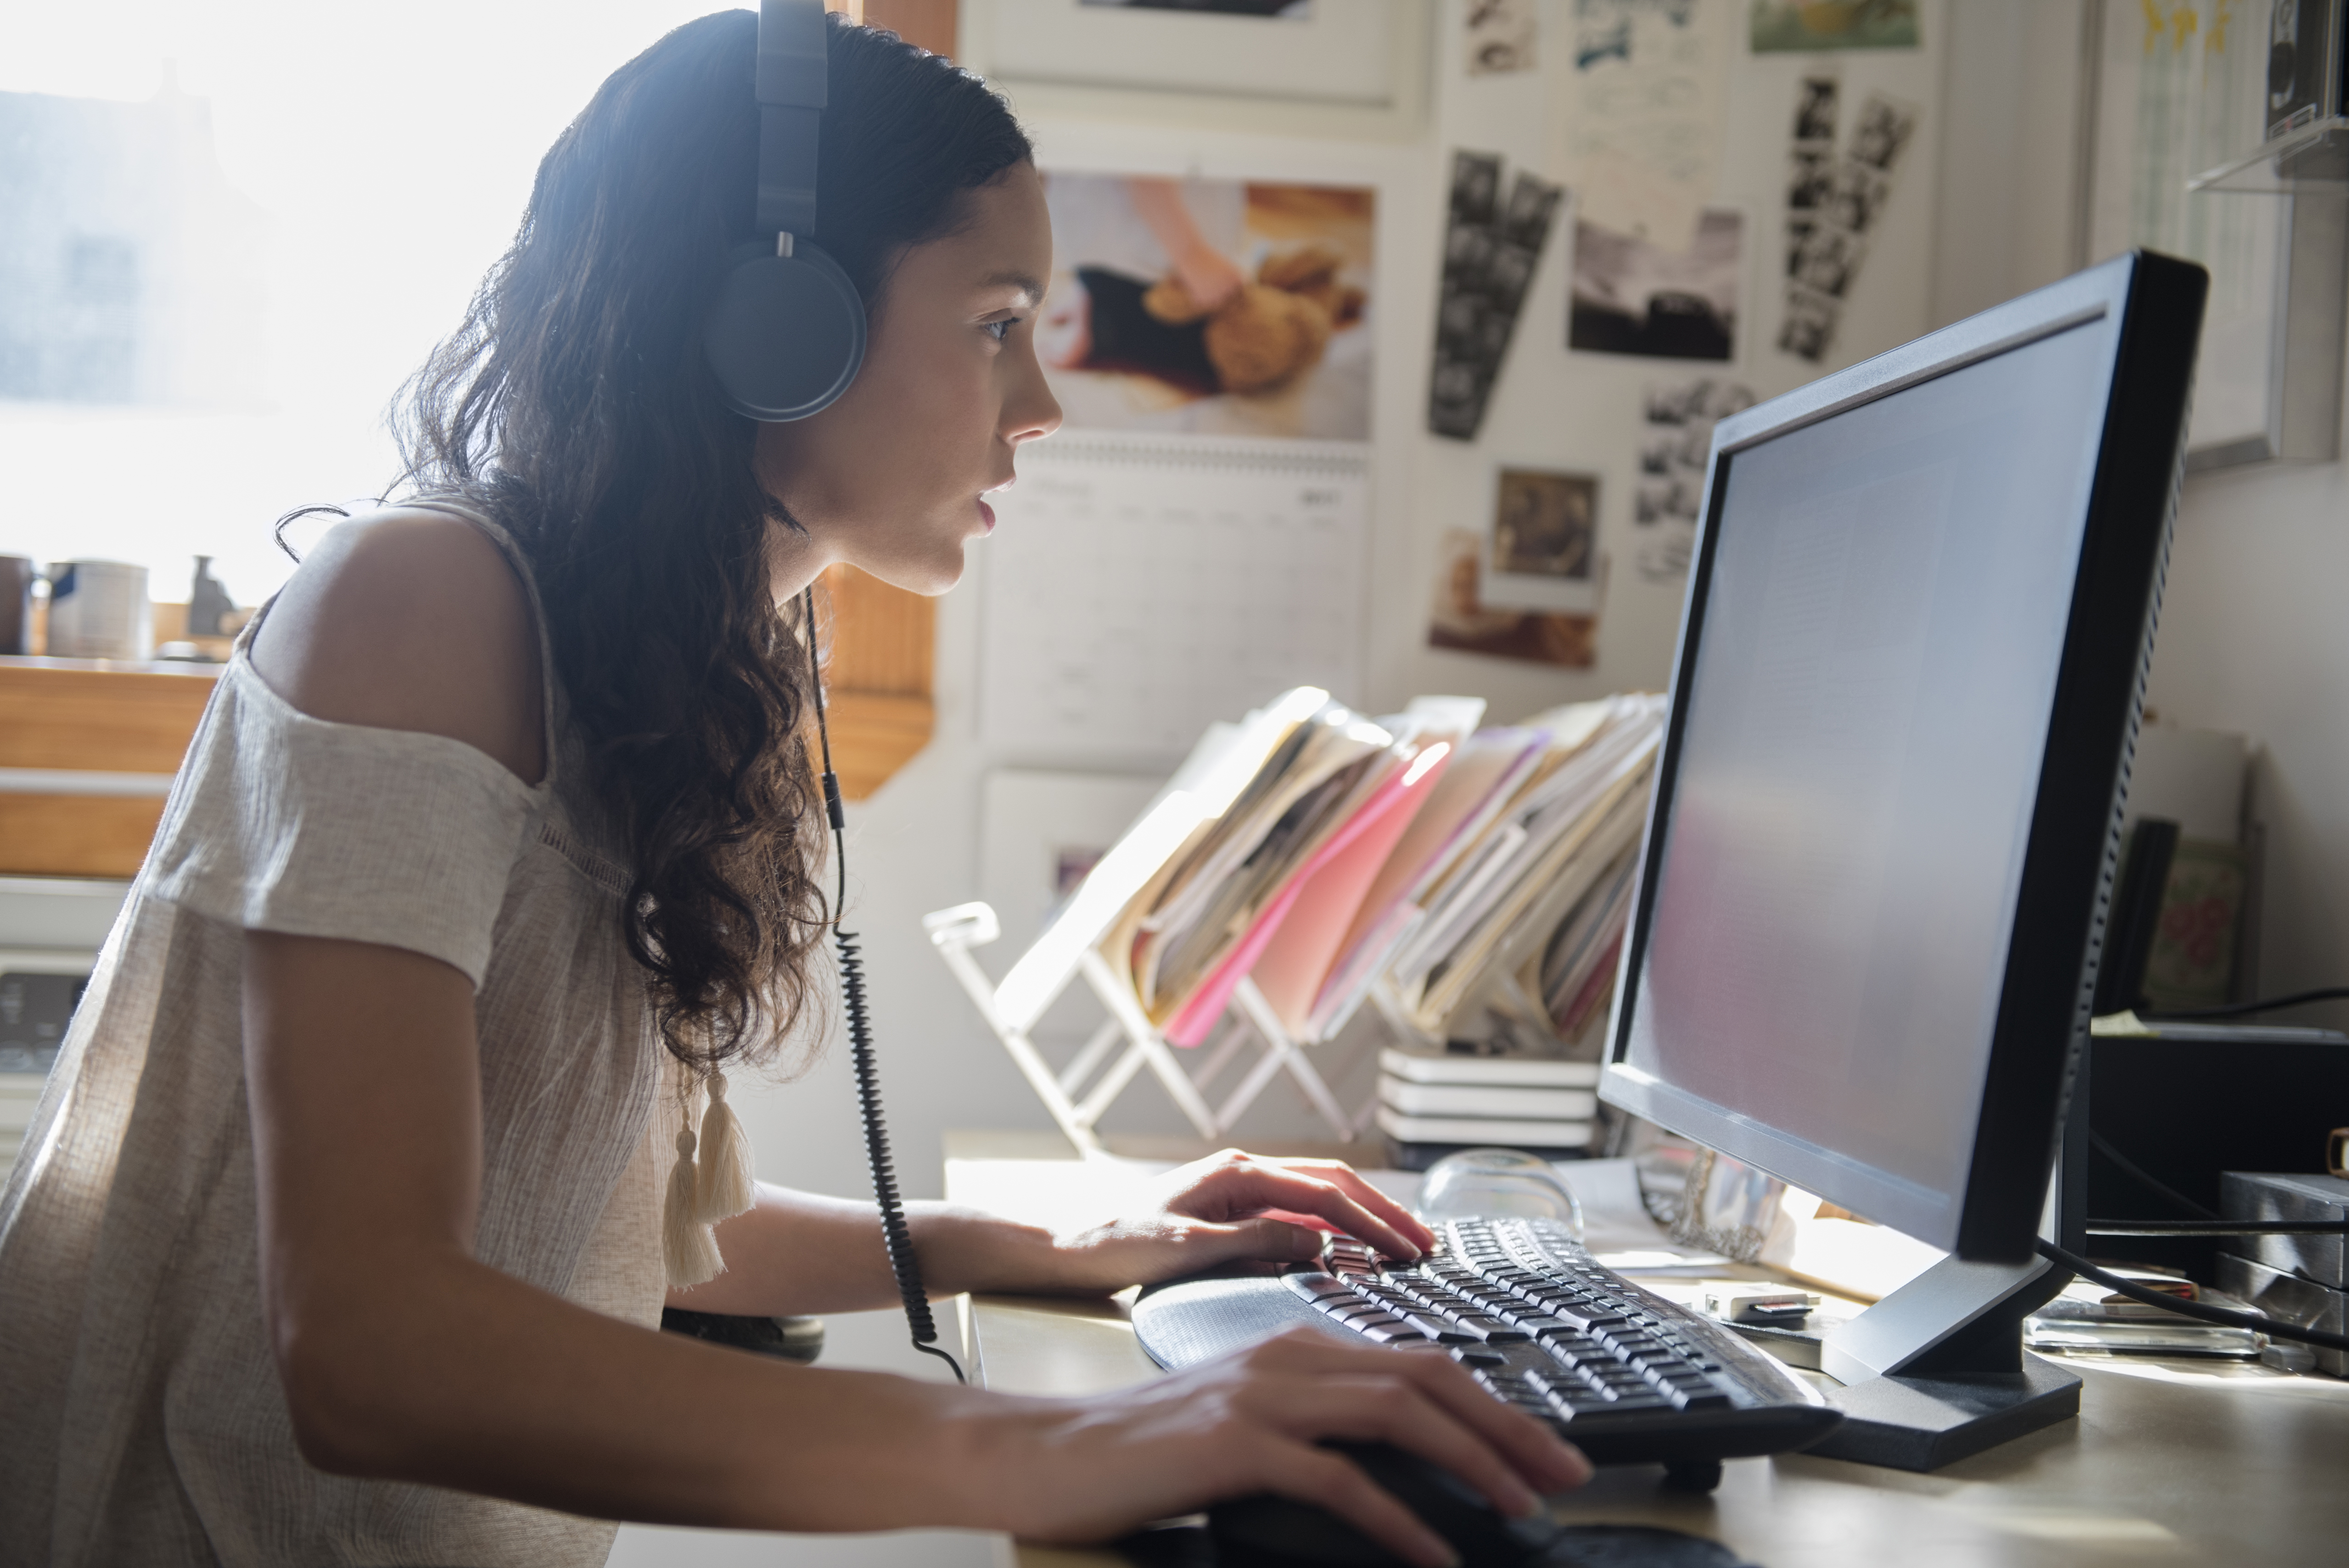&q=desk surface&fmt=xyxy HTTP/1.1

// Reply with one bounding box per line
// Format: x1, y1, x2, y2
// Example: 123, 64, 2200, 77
947, 1142, 2349, 1568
